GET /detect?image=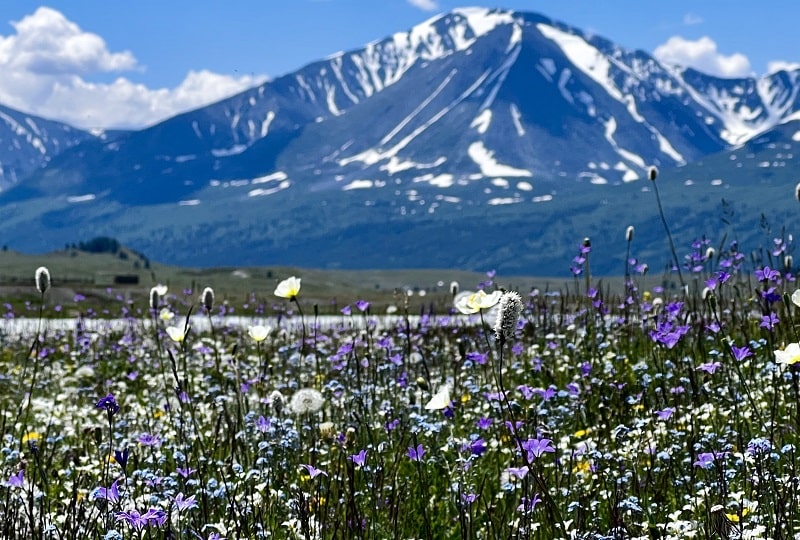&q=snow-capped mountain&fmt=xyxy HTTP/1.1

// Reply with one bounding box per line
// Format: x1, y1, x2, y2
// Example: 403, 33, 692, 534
0, 104, 97, 189
1, 7, 799, 274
